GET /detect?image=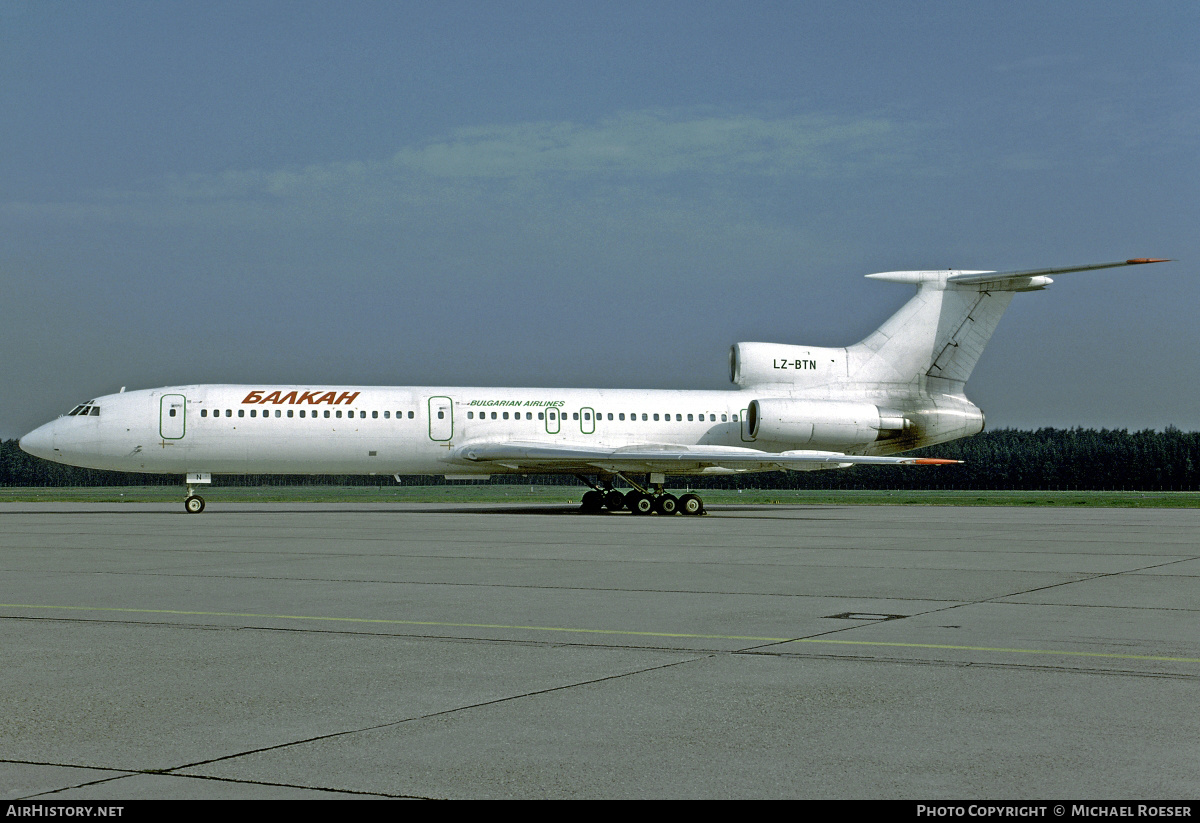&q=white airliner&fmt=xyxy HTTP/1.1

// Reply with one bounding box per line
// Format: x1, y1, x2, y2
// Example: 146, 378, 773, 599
19, 258, 1168, 514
